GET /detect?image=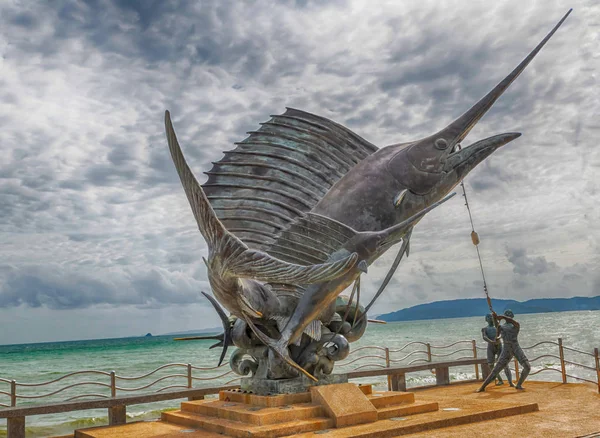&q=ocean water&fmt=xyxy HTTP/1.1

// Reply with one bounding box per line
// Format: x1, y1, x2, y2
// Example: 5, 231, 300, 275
1, 310, 599, 437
